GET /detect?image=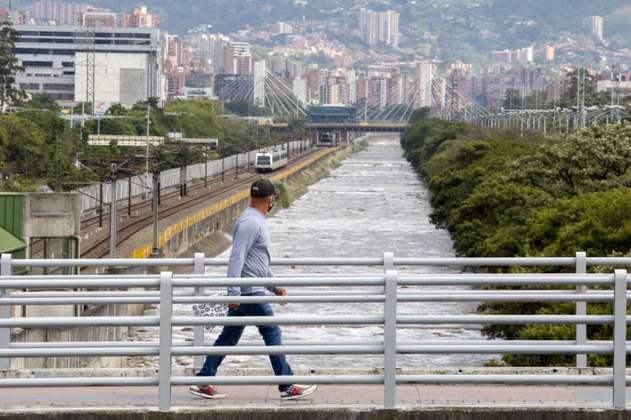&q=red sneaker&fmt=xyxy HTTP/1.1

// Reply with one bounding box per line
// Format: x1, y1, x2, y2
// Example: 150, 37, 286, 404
280, 384, 318, 400
189, 384, 226, 399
